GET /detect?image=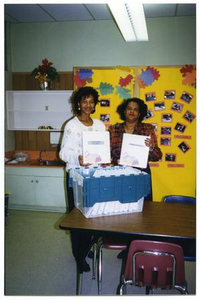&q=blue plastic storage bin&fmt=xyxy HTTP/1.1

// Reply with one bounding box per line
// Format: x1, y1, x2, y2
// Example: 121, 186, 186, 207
69, 166, 150, 218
